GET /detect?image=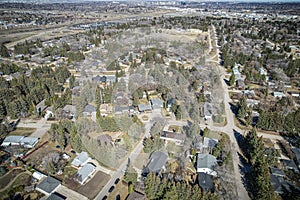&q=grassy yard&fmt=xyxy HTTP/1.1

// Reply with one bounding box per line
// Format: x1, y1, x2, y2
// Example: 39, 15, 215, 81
9, 127, 36, 136
108, 180, 128, 200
